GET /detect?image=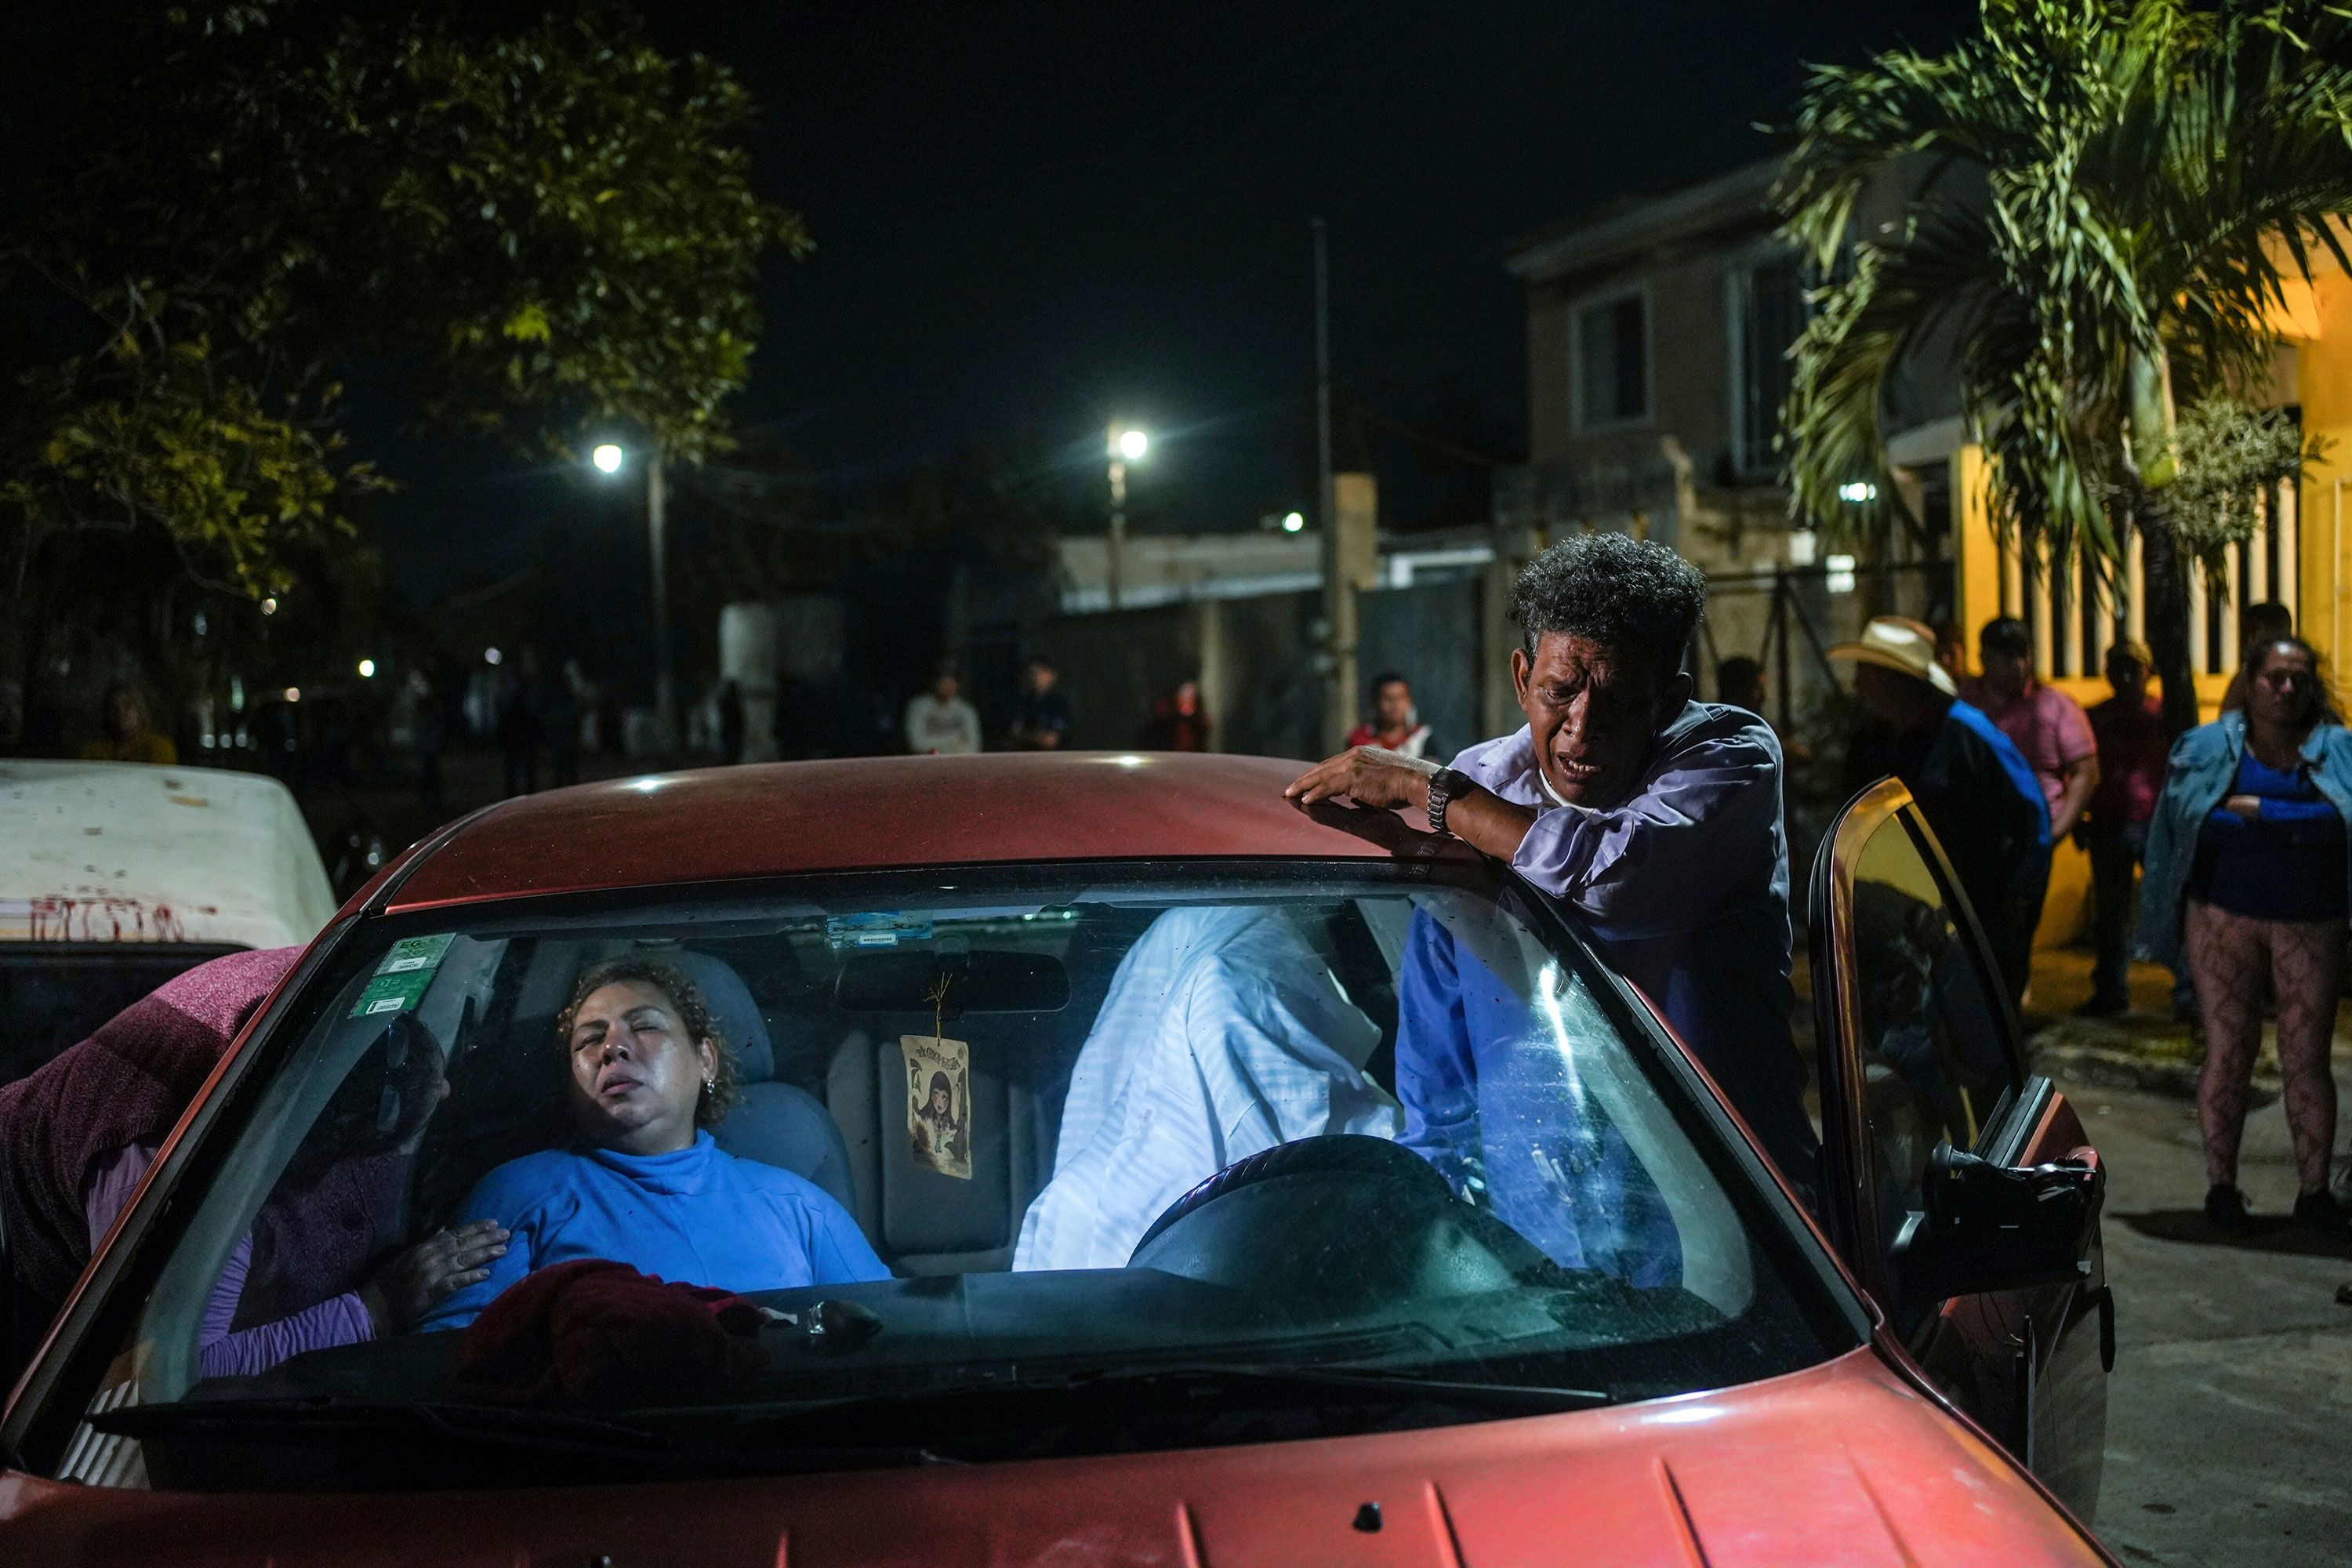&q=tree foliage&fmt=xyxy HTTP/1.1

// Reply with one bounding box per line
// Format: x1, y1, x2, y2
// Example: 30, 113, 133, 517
1777, 0, 2352, 733
2168, 397, 2327, 569
2, 0, 802, 654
